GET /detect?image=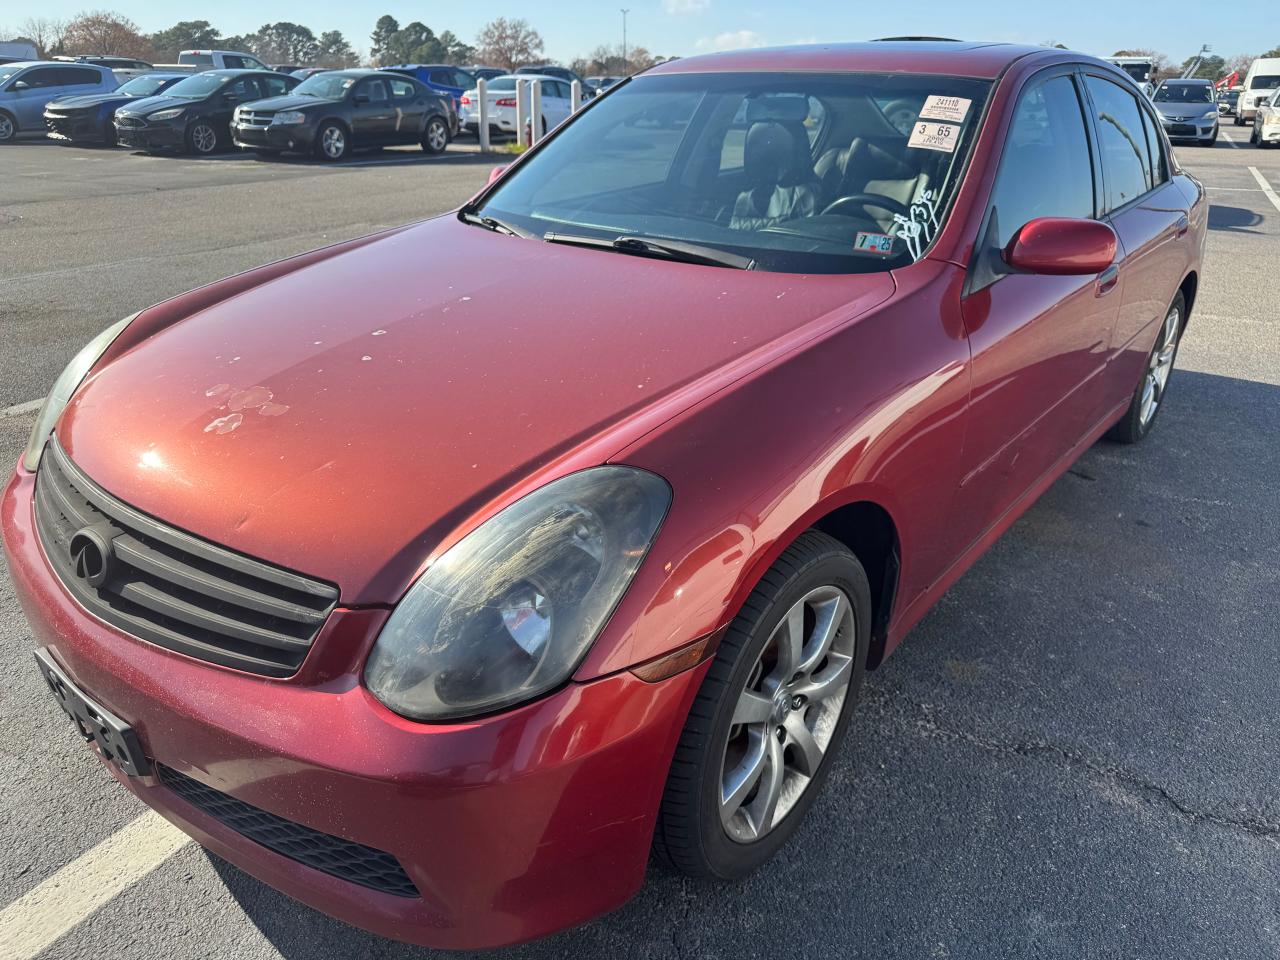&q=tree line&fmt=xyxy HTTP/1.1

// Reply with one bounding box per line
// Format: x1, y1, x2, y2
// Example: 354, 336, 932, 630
4, 11, 675, 75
